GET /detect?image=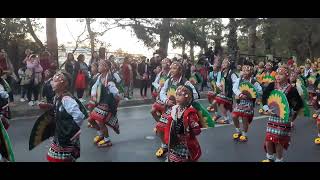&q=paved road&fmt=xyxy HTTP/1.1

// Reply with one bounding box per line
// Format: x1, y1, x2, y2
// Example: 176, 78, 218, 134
7, 99, 320, 162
